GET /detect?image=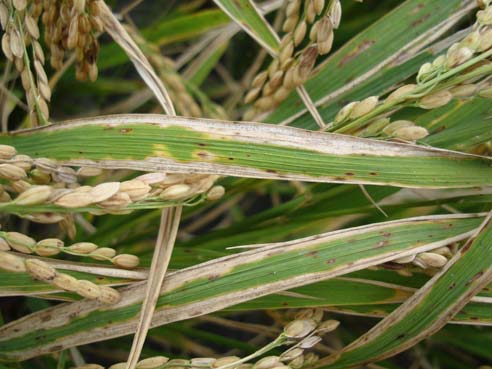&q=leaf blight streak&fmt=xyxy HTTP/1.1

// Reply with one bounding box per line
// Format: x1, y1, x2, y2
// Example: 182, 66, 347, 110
0, 214, 483, 361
